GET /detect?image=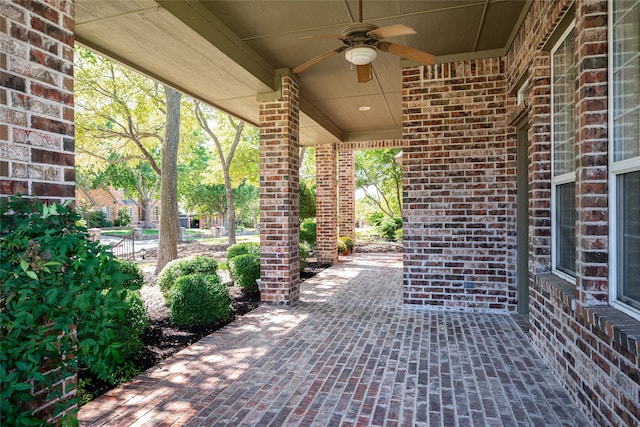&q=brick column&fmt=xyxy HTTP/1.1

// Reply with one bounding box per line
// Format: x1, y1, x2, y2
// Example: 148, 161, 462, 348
0, 0, 75, 203
259, 73, 300, 304
574, 0, 608, 308
338, 150, 355, 243
528, 52, 552, 279
316, 142, 337, 265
